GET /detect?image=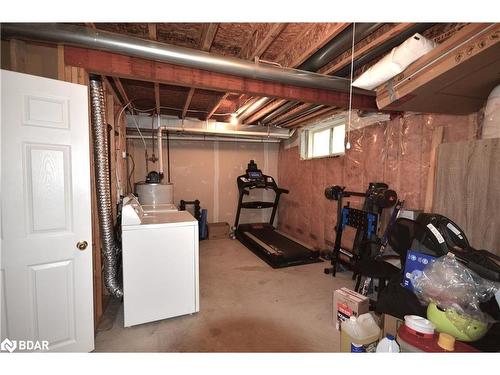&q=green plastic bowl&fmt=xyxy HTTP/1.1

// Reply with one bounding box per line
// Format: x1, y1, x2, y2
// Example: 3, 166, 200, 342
427, 303, 489, 342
